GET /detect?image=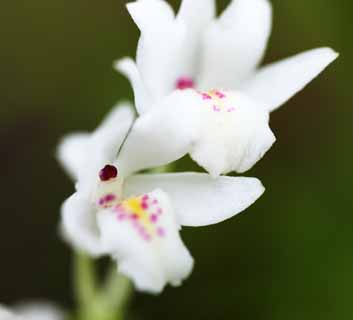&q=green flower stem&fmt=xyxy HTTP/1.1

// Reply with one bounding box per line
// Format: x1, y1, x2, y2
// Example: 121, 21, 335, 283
73, 251, 133, 320
74, 251, 97, 318
97, 266, 133, 320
